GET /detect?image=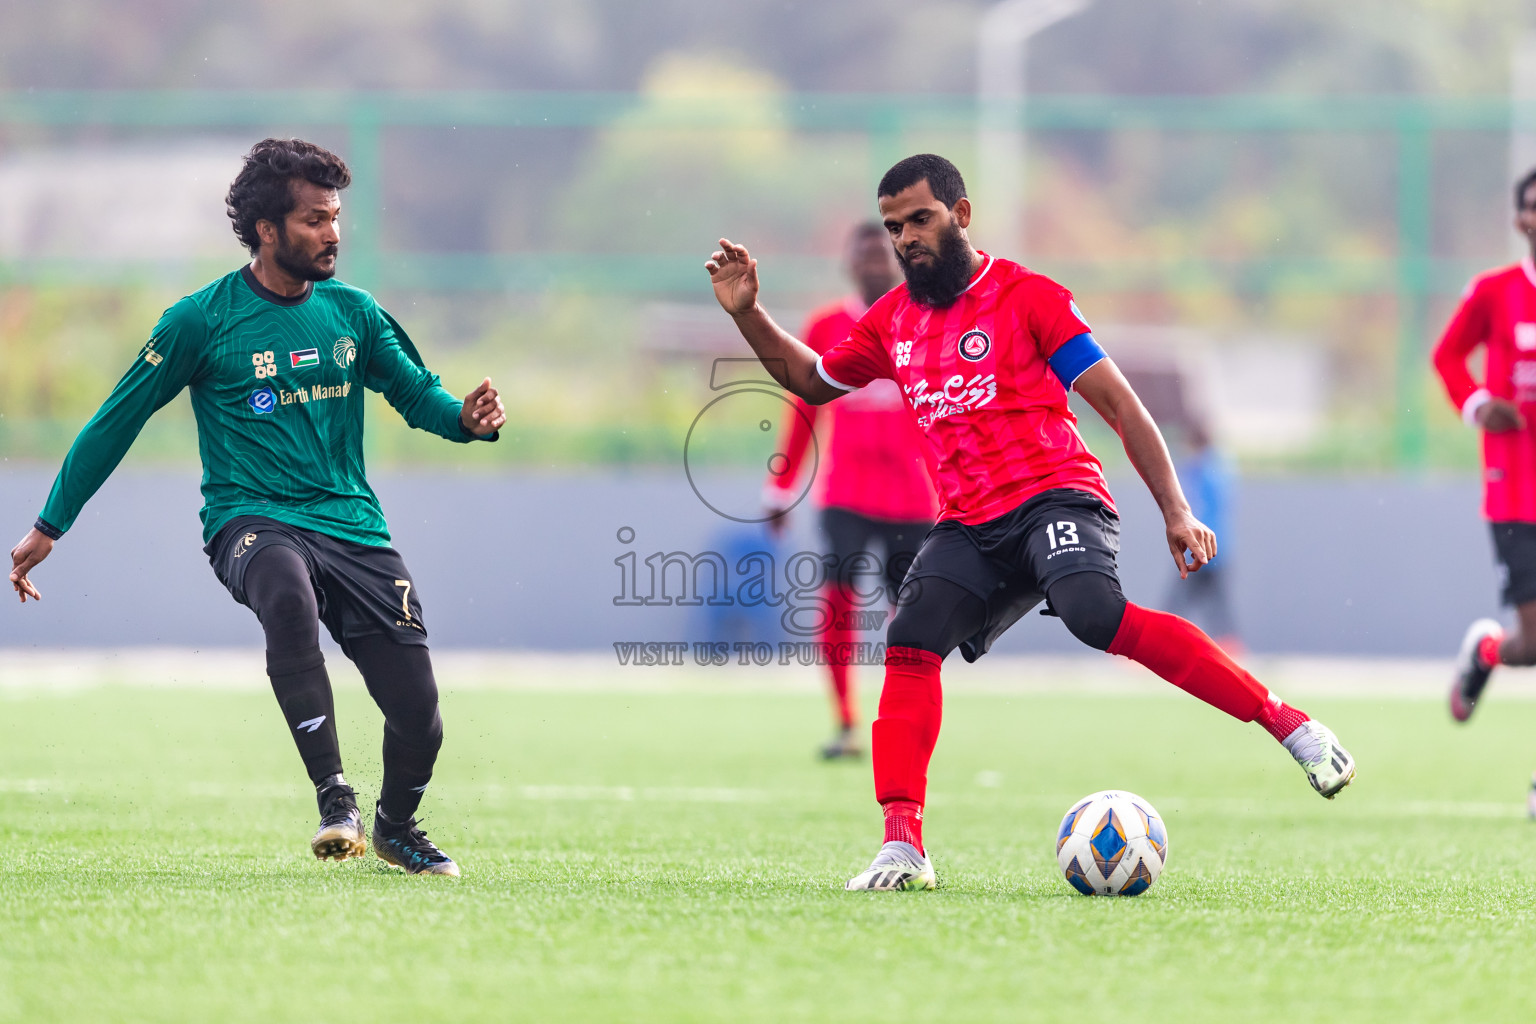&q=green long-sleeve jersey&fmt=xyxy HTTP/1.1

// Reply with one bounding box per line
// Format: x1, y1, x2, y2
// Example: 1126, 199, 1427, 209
37, 266, 492, 548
